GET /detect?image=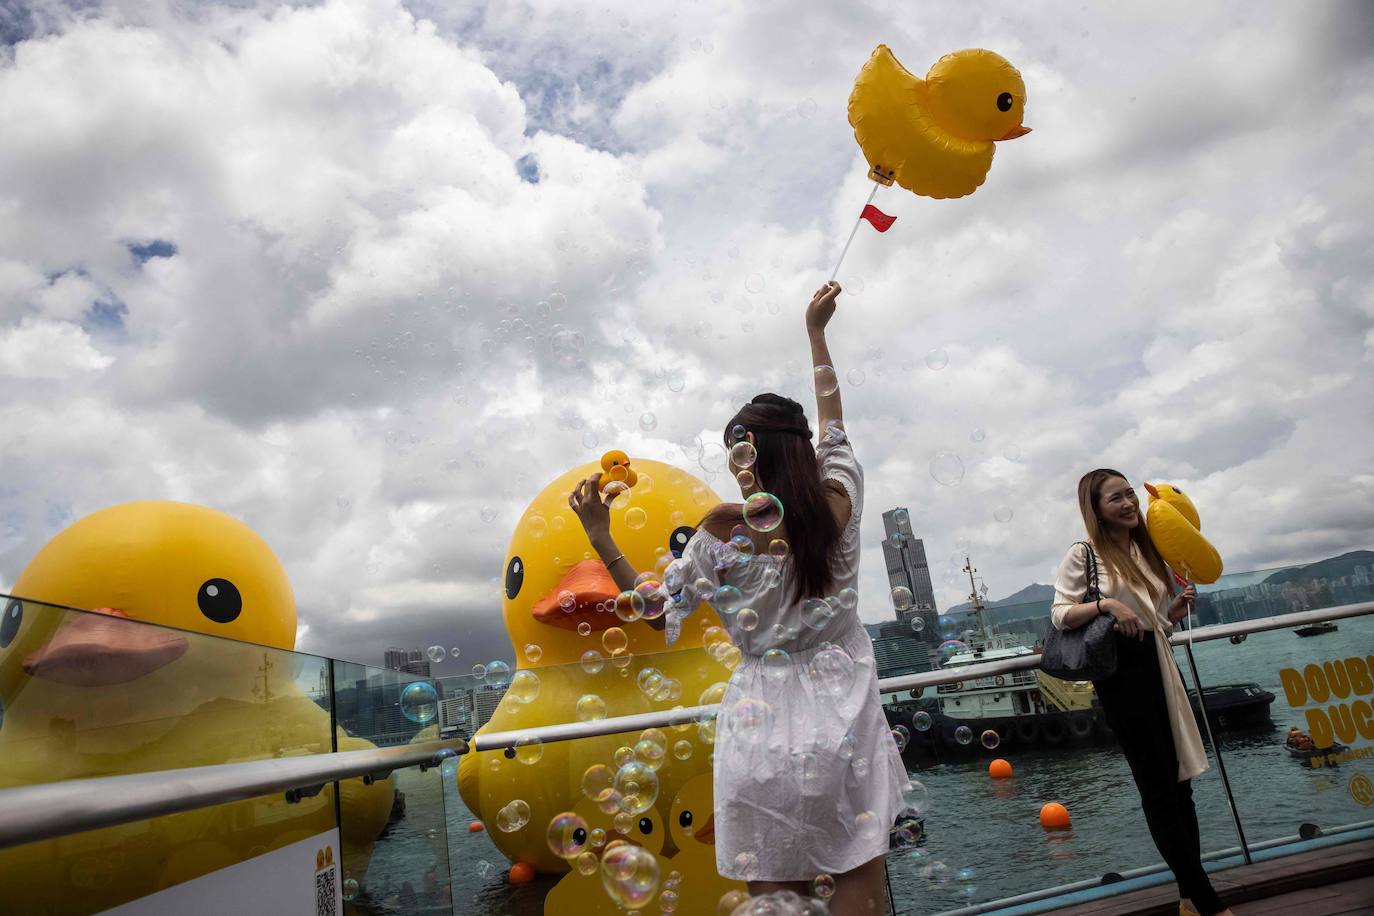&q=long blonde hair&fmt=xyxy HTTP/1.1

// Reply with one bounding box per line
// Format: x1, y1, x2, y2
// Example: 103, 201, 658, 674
1076, 469, 1173, 601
